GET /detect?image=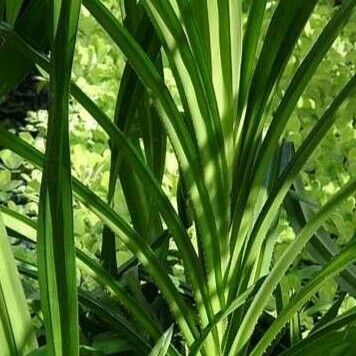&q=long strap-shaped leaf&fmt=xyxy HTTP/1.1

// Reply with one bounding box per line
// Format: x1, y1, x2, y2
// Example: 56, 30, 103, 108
3, 19, 203, 295
0, 26, 214, 343
239, 74, 356, 291
230, 178, 356, 355
1, 206, 37, 241
67, 0, 219, 334
279, 307, 356, 356
285, 176, 356, 297
1, 209, 162, 348
239, 0, 356, 243
4, 0, 22, 26
144, 0, 226, 311
237, 0, 268, 121
232, 0, 317, 215
16, 259, 175, 355
76, 250, 164, 339
78, 290, 153, 354
70, 87, 212, 342
82, 1, 220, 273
174, 0, 229, 196
230, 0, 318, 270
139, 4, 235, 346
0, 0, 49, 98
16, 257, 149, 353
257, 0, 356, 178
189, 277, 265, 356
249, 0, 356, 200
83, 0, 227, 260
226, 72, 356, 308
36, 0, 81, 354
228, 0, 356, 294
251, 240, 356, 356
0, 214, 37, 355
0, 128, 199, 345
236, 0, 317, 172
206, 0, 242, 174
11, 216, 183, 356
224, 75, 355, 347
102, 4, 162, 275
